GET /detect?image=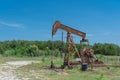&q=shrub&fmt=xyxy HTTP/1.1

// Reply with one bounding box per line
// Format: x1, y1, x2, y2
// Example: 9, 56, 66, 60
3, 49, 15, 57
